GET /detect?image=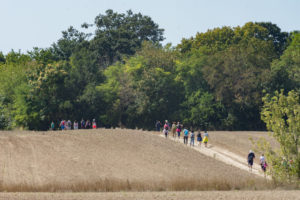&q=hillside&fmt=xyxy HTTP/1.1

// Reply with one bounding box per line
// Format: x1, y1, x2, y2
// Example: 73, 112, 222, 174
0, 129, 267, 191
